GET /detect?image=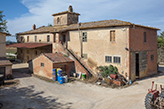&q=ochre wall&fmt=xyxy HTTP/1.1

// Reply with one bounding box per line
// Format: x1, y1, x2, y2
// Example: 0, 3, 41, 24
67, 27, 130, 77
18, 33, 54, 43
0, 33, 6, 57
